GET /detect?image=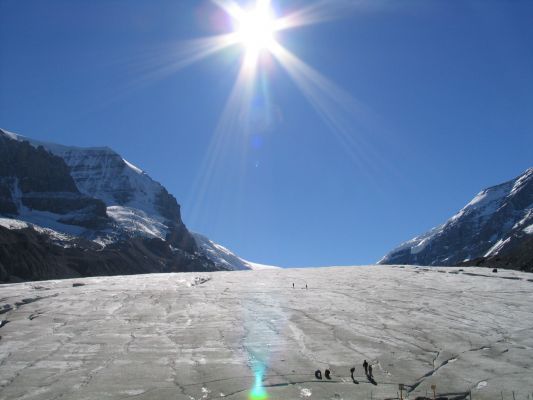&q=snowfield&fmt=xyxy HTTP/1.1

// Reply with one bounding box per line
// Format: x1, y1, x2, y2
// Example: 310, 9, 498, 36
1, 266, 532, 400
